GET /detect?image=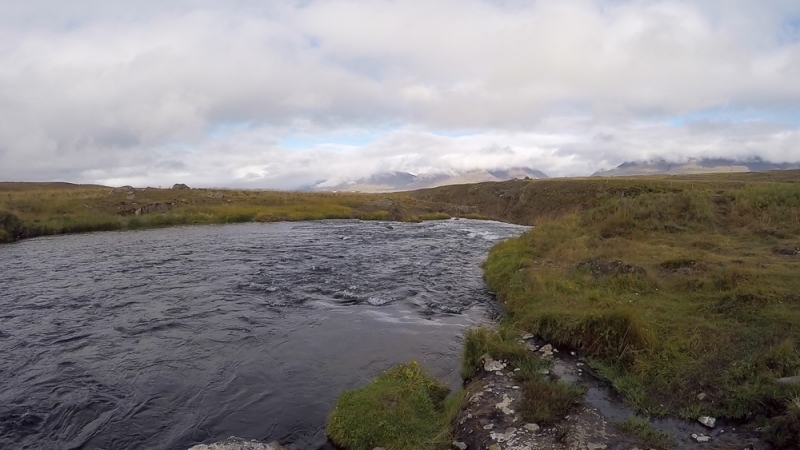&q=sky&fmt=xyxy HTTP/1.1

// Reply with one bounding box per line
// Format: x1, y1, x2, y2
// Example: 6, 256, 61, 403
1, 0, 799, 189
